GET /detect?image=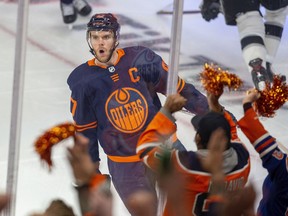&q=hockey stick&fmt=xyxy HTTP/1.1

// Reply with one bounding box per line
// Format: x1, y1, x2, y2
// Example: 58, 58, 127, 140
157, 10, 201, 15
